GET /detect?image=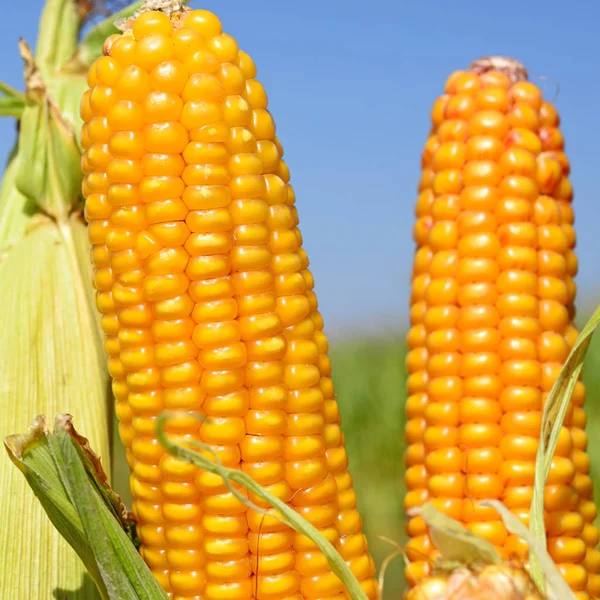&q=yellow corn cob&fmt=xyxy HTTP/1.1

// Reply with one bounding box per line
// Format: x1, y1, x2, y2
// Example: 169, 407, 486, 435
404, 56, 600, 600
80, 5, 376, 599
